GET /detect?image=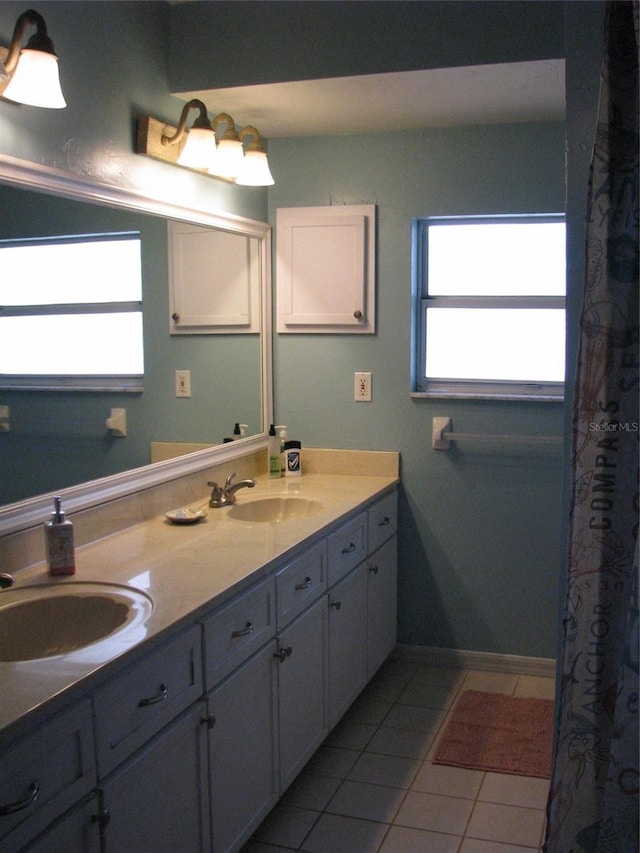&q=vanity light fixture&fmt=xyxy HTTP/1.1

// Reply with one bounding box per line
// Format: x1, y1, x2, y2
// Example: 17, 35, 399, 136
0, 9, 66, 108
136, 99, 275, 186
